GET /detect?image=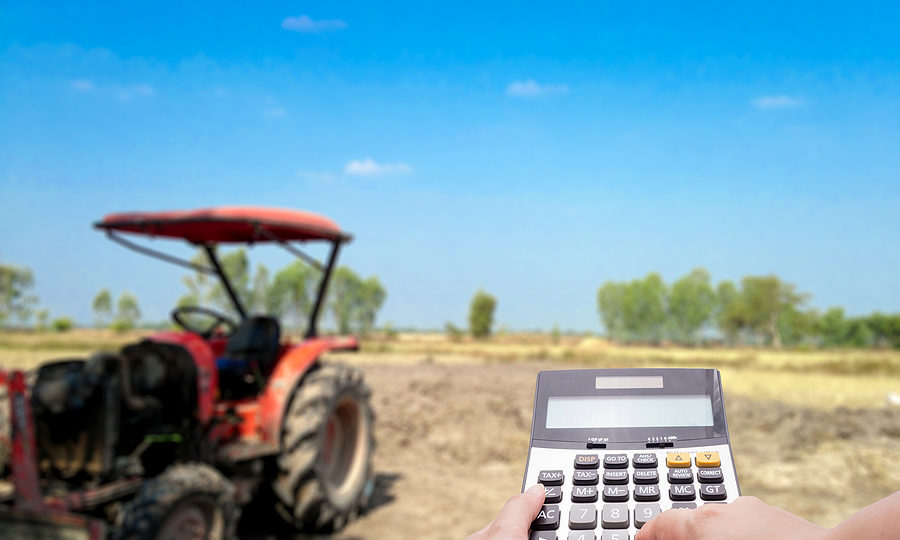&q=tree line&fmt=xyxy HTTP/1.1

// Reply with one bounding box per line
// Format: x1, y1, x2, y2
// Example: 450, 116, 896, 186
597, 269, 900, 349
